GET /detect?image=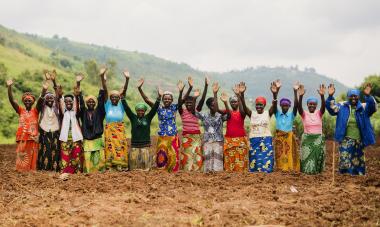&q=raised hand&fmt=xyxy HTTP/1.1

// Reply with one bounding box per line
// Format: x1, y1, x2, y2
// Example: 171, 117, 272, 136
298, 84, 306, 96
293, 81, 300, 91
205, 76, 209, 85
177, 80, 185, 92
57, 85, 63, 97
270, 82, 278, 94
275, 79, 281, 89
194, 88, 201, 98
76, 73, 84, 82
318, 84, 326, 96
44, 70, 51, 80
233, 84, 240, 95
328, 84, 335, 96
187, 76, 194, 87
212, 82, 219, 93
50, 70, 57, 81
99, 67, 107, 76
137, 78, 144, 88
123, 69, 130, 79
364, 83, 372, 96
42, 81, 49, 90
220, 92, 228, 102
158, 87, 163, 97
6, 79, 13, 87
239, 82, 246, 93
